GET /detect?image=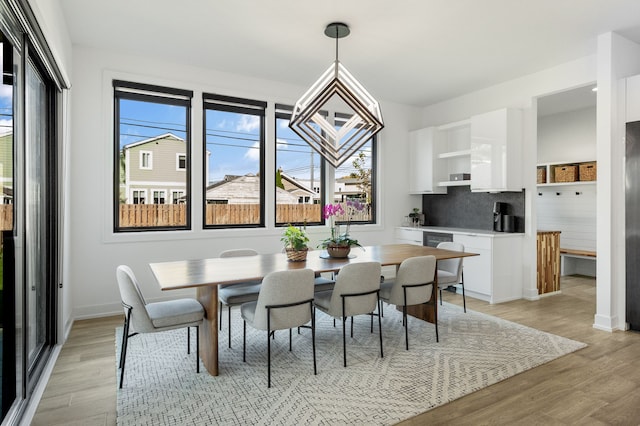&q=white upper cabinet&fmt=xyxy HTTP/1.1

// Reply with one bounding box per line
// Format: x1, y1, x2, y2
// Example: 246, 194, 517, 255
408, 127, 447, 194
470, 108, 523, 192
